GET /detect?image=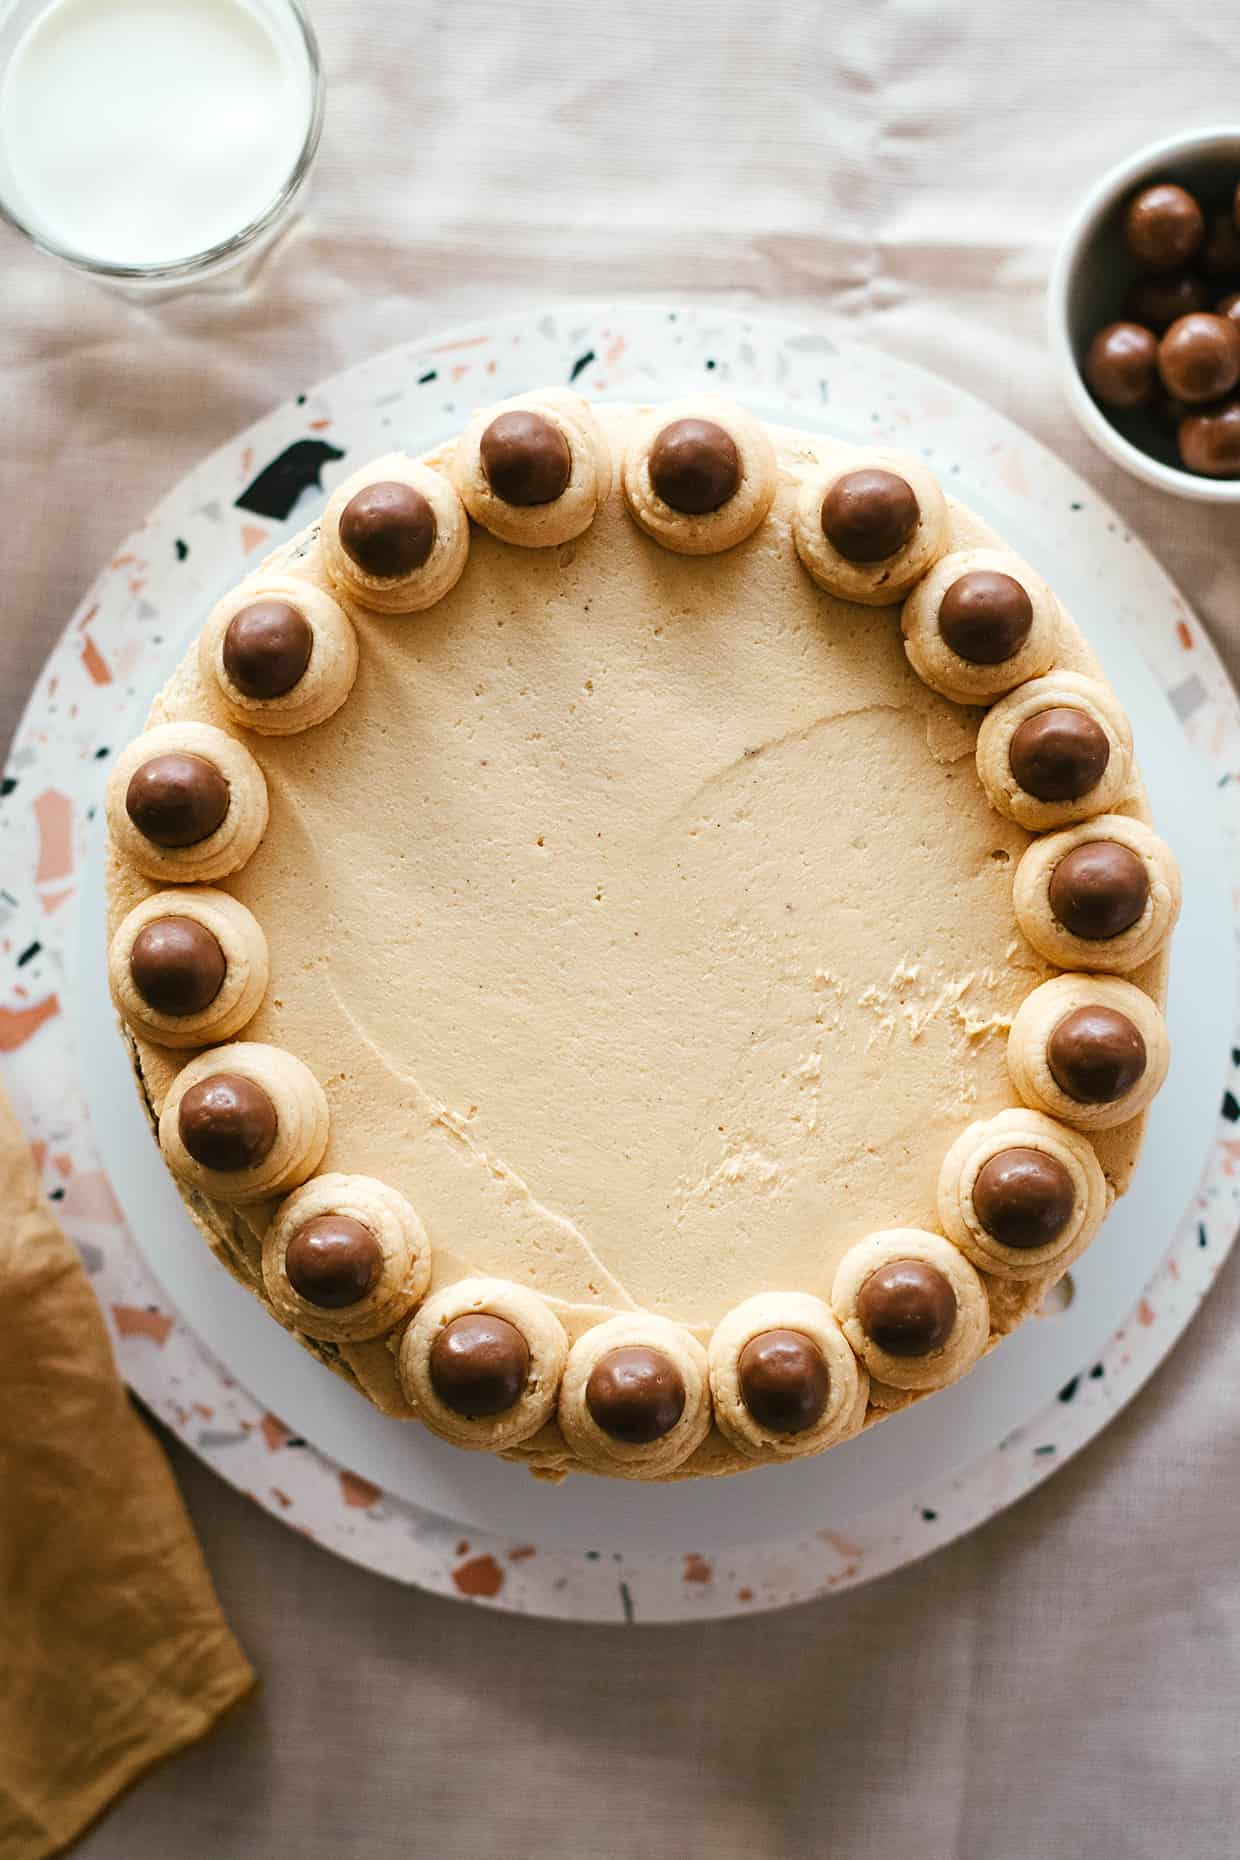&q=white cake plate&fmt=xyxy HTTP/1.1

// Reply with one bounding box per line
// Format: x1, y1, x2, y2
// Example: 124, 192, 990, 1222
2, 303, 1238, 1622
